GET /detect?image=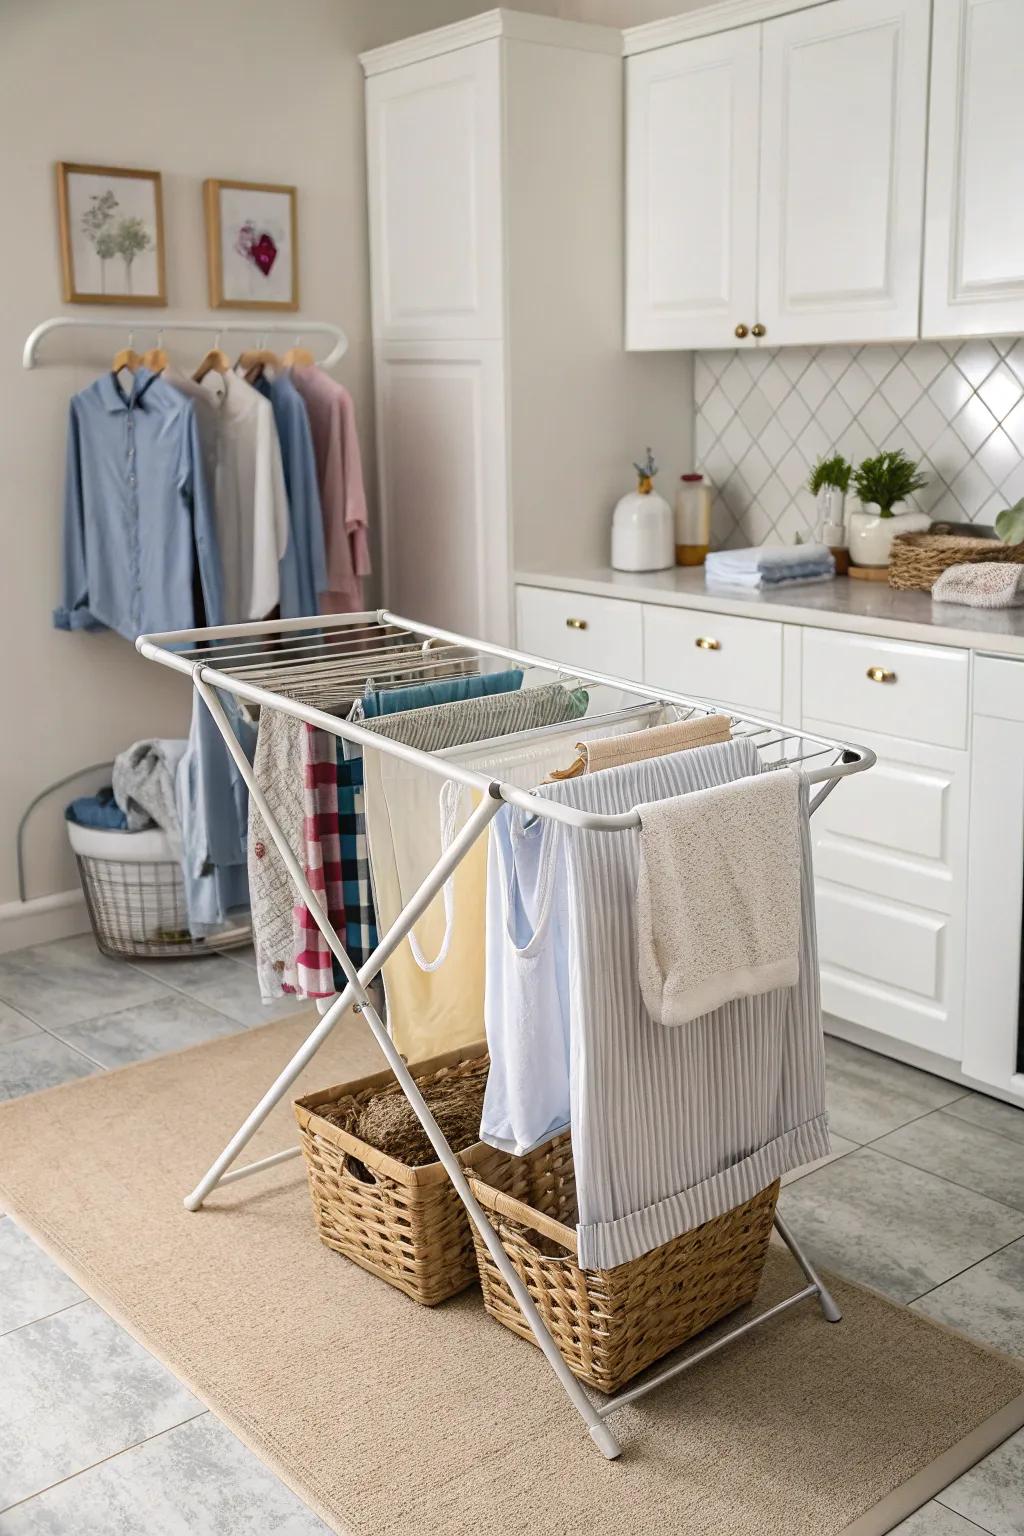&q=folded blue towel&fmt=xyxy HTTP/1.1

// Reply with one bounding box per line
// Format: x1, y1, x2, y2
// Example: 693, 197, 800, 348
707, 543, 832, 576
